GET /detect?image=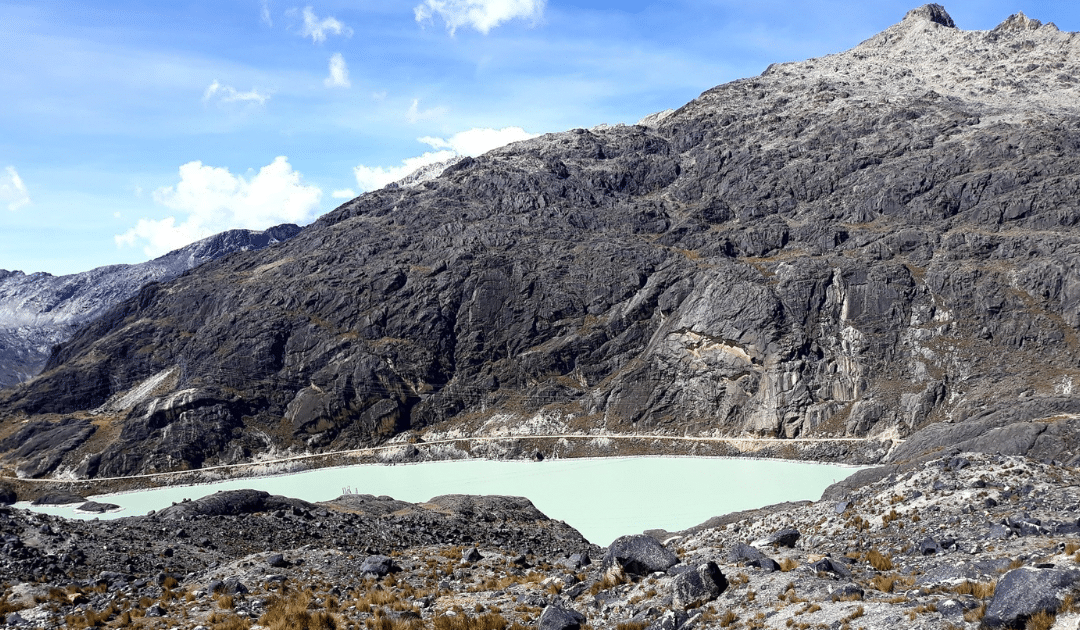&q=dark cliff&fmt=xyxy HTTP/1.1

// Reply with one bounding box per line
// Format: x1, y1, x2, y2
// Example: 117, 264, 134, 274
4, 6, 1080, 477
